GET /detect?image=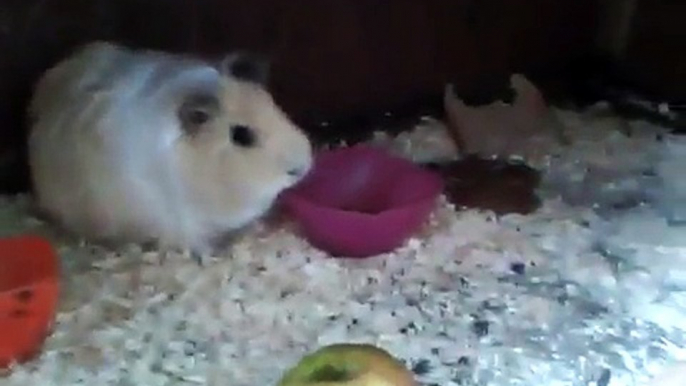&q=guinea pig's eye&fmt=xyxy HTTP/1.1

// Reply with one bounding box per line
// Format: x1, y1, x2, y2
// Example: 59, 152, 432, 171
230, 124, 256, 147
